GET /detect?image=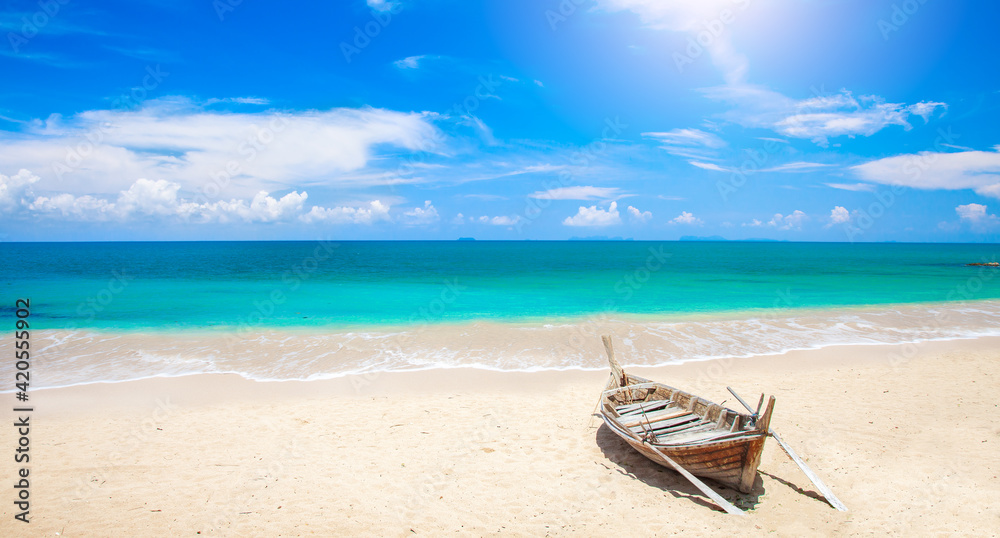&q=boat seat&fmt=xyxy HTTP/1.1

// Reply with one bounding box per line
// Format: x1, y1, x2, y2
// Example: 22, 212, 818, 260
616, 399, 671, 416
628, 413, 701, 436
656, 424, 738, 445
619, 407, 688, 428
